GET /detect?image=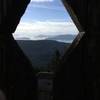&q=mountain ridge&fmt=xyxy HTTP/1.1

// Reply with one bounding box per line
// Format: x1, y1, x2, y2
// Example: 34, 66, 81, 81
17, 40, 70, 70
